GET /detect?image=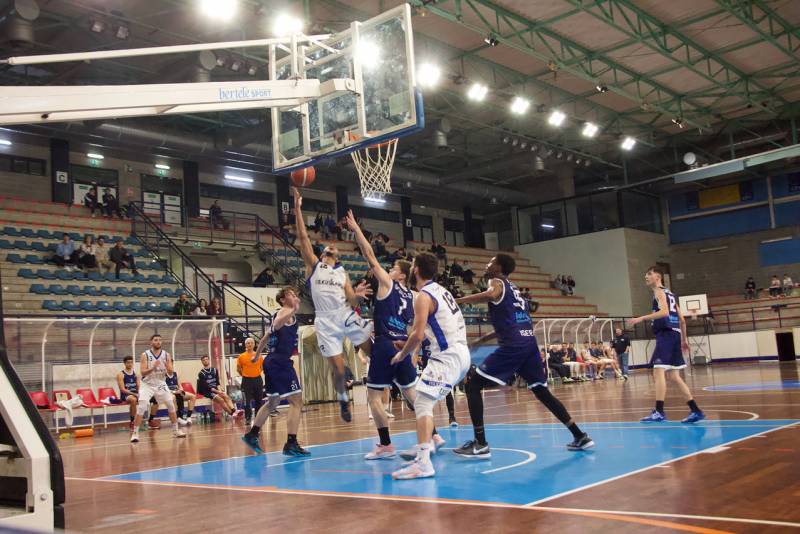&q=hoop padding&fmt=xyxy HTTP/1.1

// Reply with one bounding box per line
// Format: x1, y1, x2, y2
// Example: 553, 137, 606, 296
350, 138, 398, 199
